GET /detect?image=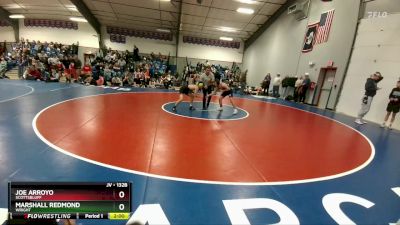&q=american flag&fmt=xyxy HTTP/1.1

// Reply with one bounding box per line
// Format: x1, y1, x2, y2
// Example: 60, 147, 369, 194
315, 9, 335, 44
